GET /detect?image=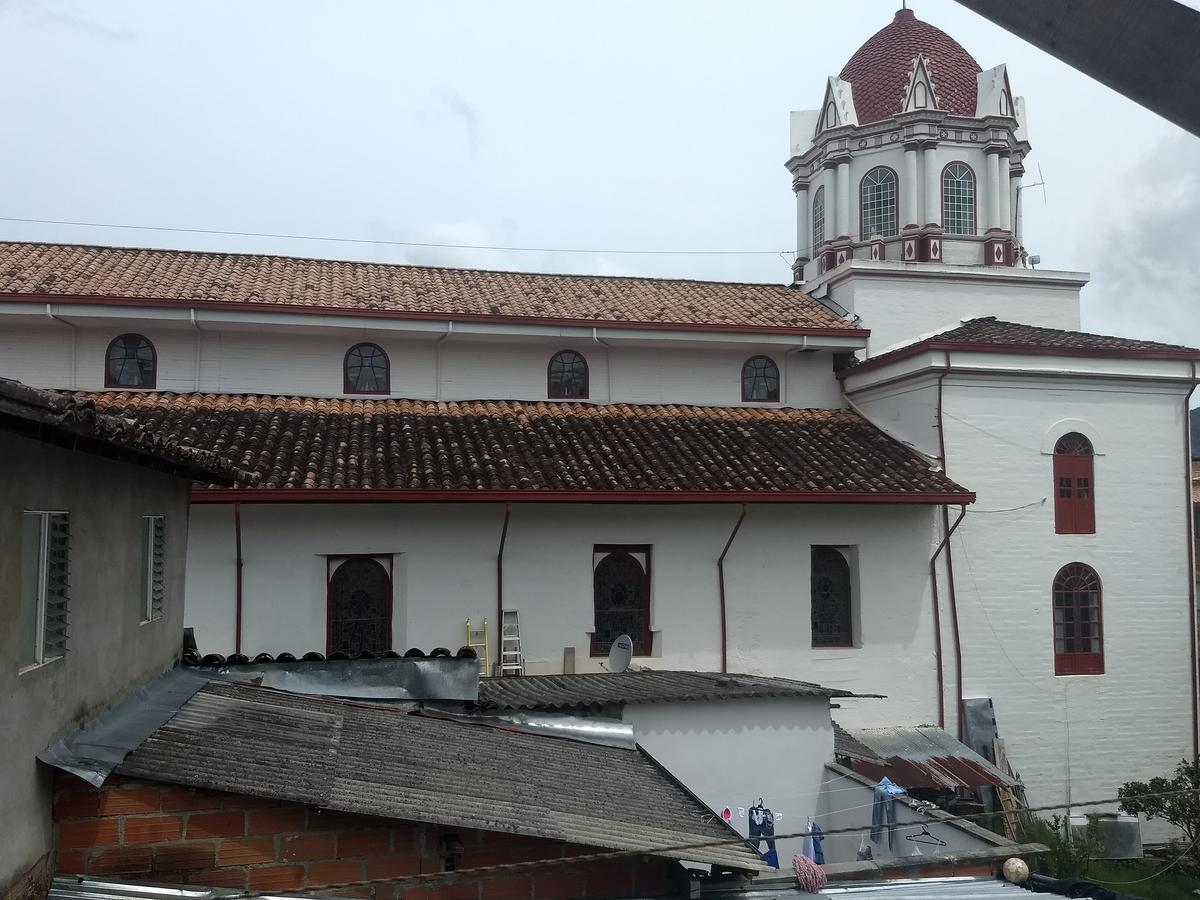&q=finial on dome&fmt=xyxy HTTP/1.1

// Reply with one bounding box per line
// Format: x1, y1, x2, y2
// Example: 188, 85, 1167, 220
896, 3, 914, 19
